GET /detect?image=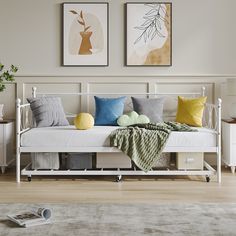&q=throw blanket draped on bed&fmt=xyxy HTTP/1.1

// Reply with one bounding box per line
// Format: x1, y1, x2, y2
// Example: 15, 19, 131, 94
110, 122, 197, 172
